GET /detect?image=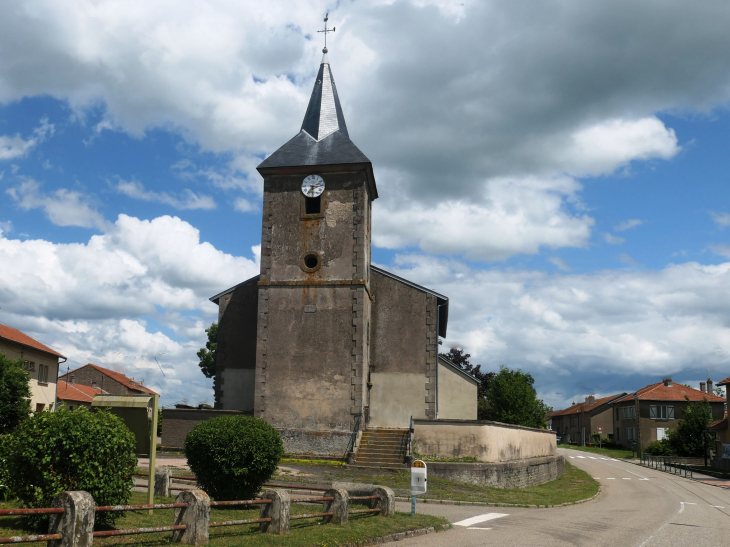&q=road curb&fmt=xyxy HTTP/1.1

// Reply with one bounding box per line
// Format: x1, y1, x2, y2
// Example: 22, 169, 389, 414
393, 485, 602, 509
339, 524, 451, 546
